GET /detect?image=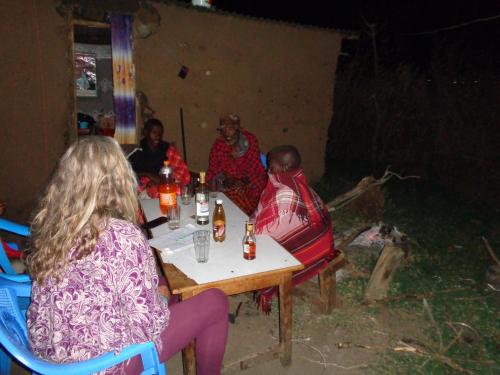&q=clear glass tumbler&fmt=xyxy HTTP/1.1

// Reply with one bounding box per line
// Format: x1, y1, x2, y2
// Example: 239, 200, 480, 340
193, 230, 210, 263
